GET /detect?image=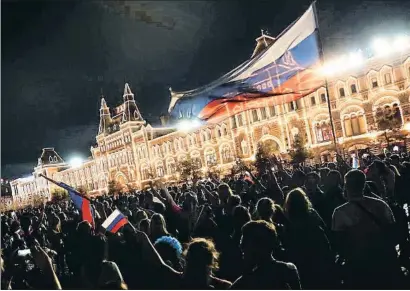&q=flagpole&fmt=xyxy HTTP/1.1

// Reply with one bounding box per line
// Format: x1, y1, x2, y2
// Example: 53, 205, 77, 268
312, 1, 339, 154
